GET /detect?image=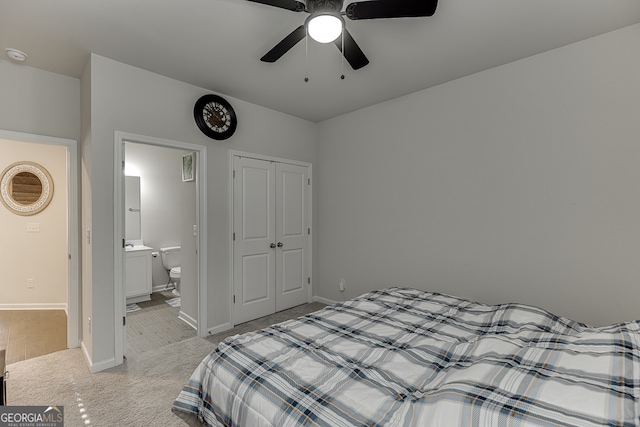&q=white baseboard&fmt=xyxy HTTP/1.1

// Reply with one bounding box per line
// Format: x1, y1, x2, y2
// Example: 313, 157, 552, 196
178, 310, 198, 330
90, 357, 116, 373
312, 295, 337, 306
80, 341, 114, 373
207, 322, 232, 336
126, 294, 151, 304
0, 303, 67, 311
81, 341, 117, 373
152, 284, 175, 293
204, 299, 332, 339
81, 341, 92, 367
